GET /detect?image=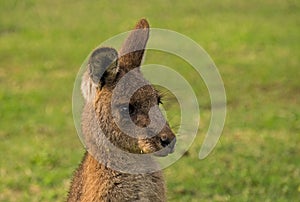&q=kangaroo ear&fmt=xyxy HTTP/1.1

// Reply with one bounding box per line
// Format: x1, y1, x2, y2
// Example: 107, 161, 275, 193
88, 47, 119, 87
118, 18, 149, 72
